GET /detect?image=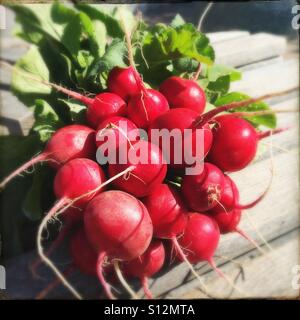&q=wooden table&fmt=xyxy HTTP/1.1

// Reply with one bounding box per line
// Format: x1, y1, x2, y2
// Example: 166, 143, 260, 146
0, 12, 299, 299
